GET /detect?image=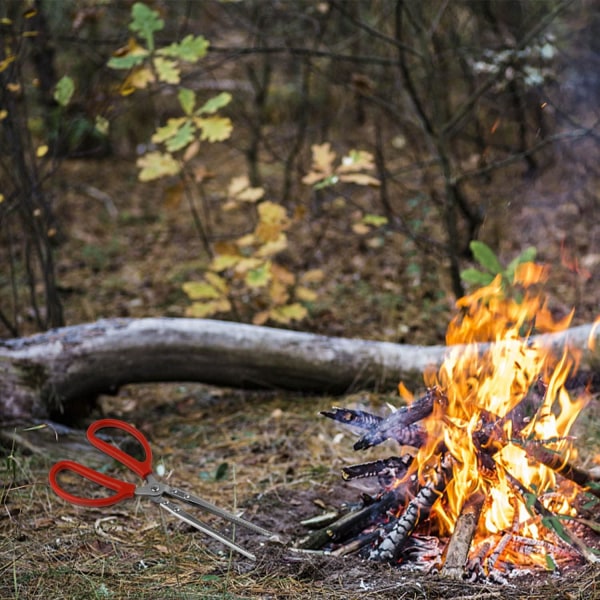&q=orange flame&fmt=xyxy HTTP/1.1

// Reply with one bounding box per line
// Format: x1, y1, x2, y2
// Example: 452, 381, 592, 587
417, 263, 586, 553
